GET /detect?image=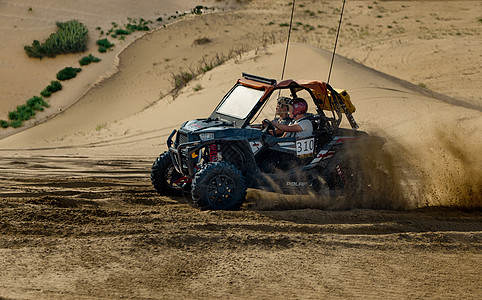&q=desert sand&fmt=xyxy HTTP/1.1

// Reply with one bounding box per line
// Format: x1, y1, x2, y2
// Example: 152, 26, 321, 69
0, 0, 481, 299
